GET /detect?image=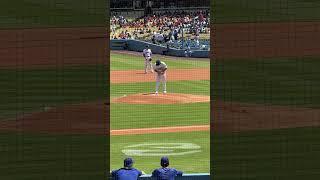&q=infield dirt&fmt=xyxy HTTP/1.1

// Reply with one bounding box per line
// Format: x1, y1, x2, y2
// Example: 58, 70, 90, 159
112, 93, 210, 104
111, 69, 210, 84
